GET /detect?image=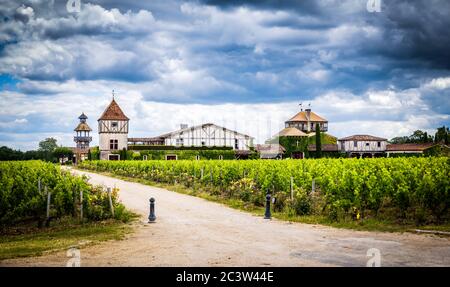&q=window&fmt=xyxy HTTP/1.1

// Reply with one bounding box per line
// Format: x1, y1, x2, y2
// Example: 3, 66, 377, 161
219, 155, 223, 160
353, 141, 357, 147
110, 139, 118, 150
108, 154, 120, 161
143, 155, 148, 160
201, 141, 206, 147
234, 139, 239, 149
196, 155, 200, 160
165, 154, 177, 160
366, 142, 370, 146
111, 122, 118, 128
377, 141, 381, 147
176, 138, 184, 146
